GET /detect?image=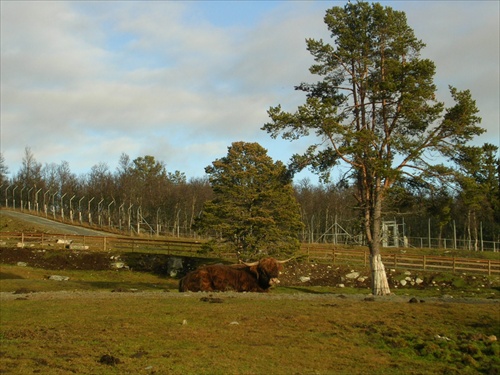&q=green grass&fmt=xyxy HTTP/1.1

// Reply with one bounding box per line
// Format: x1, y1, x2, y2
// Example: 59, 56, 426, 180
1, 263, 500, 374
1, 291, 499, 374
0, 264, 179, 293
